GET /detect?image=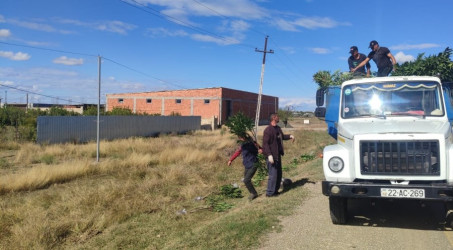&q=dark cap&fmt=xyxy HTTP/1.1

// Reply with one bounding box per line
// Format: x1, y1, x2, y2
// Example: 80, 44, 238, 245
349, 46, 358, 54
369, 40, 378, 48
